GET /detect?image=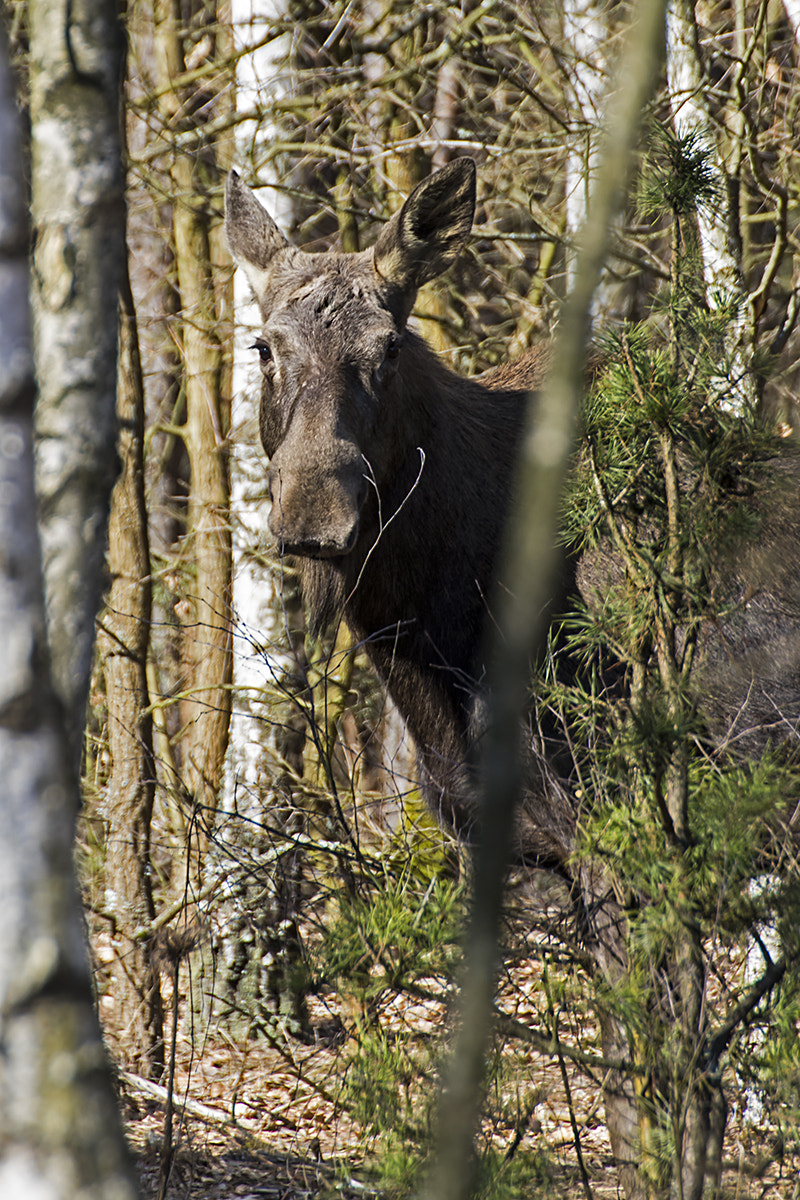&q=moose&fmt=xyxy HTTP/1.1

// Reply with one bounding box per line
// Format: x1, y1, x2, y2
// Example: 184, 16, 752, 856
225, 156, 800, 870
225, 158, 572, 863
226, 157, 800, 1197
